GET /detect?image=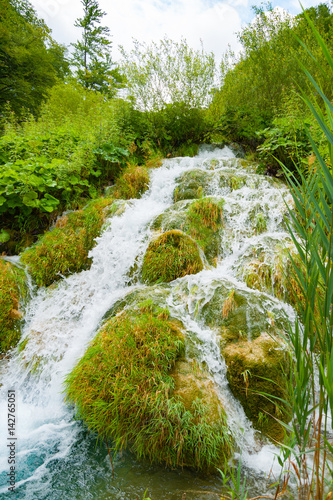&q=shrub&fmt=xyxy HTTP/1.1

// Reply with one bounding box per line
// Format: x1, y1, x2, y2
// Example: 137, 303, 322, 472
142, 230, 204, 284
113, 165, 150, 199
